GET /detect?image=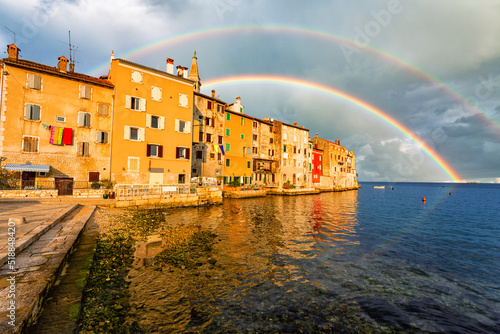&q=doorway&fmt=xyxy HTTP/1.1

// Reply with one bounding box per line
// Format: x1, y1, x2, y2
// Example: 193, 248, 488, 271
55, 178, 74, 196
21, 171, 36, 188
